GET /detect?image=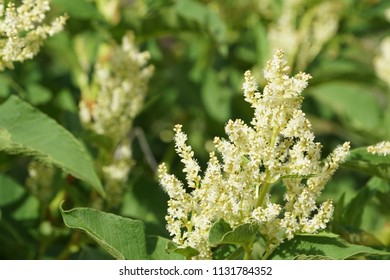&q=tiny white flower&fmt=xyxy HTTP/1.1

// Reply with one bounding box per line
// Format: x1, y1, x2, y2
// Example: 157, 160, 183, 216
0, 0, 67, 70
367, 141, 390, 156
159, 49, 350, 259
